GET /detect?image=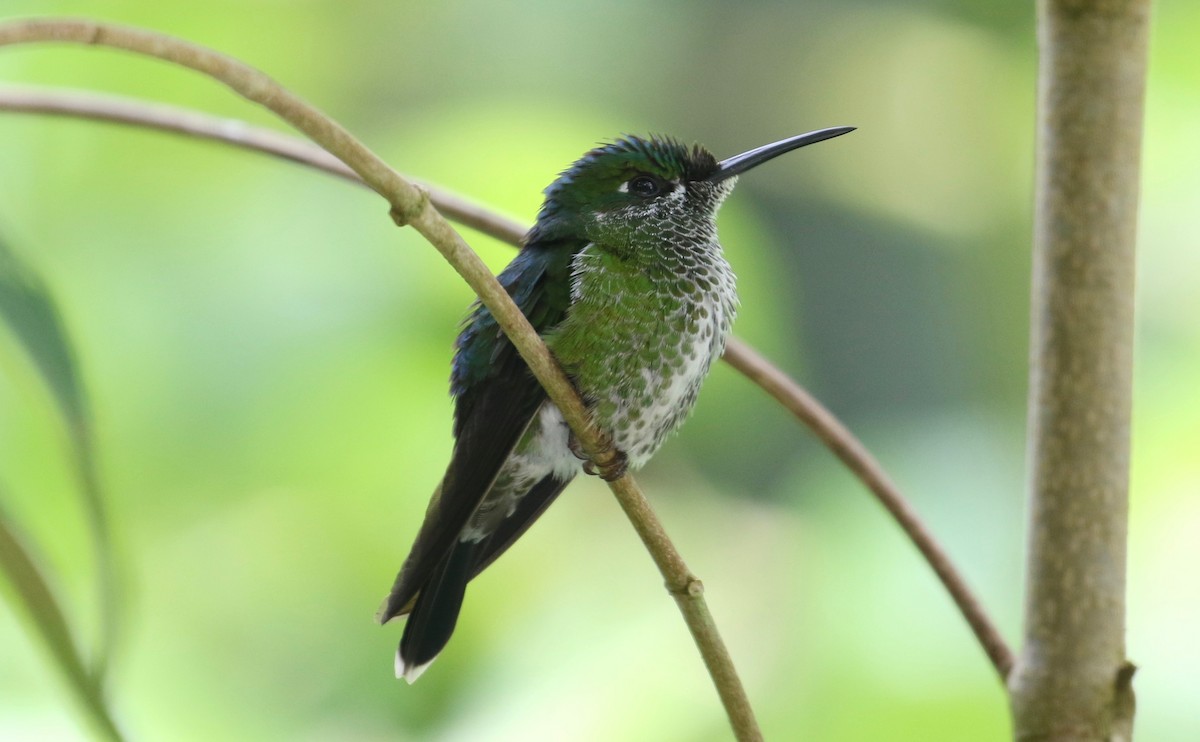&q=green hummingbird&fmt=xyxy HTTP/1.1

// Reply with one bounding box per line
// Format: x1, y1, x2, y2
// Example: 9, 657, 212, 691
378, 126, 854, 682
